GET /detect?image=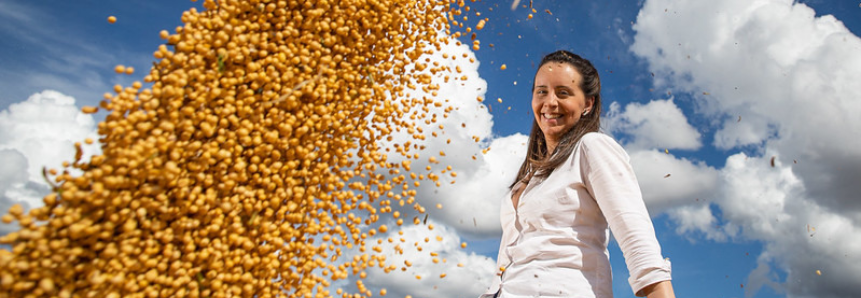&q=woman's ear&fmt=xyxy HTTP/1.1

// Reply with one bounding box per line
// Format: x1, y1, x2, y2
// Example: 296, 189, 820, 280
585, 96, 595, 113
